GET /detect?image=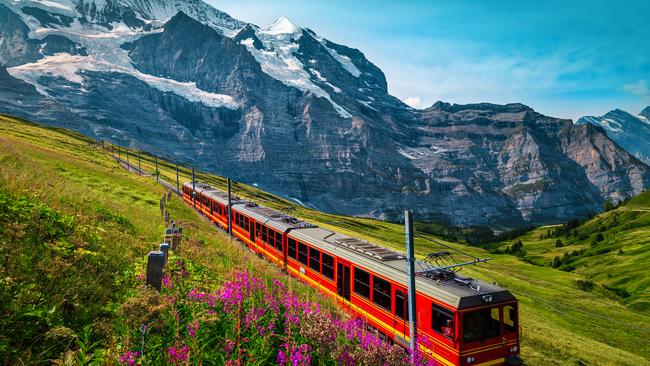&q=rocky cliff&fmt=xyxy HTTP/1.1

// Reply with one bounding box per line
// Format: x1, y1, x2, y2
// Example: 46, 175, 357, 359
1, 0, 648, 228
577, 108, 650, 165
